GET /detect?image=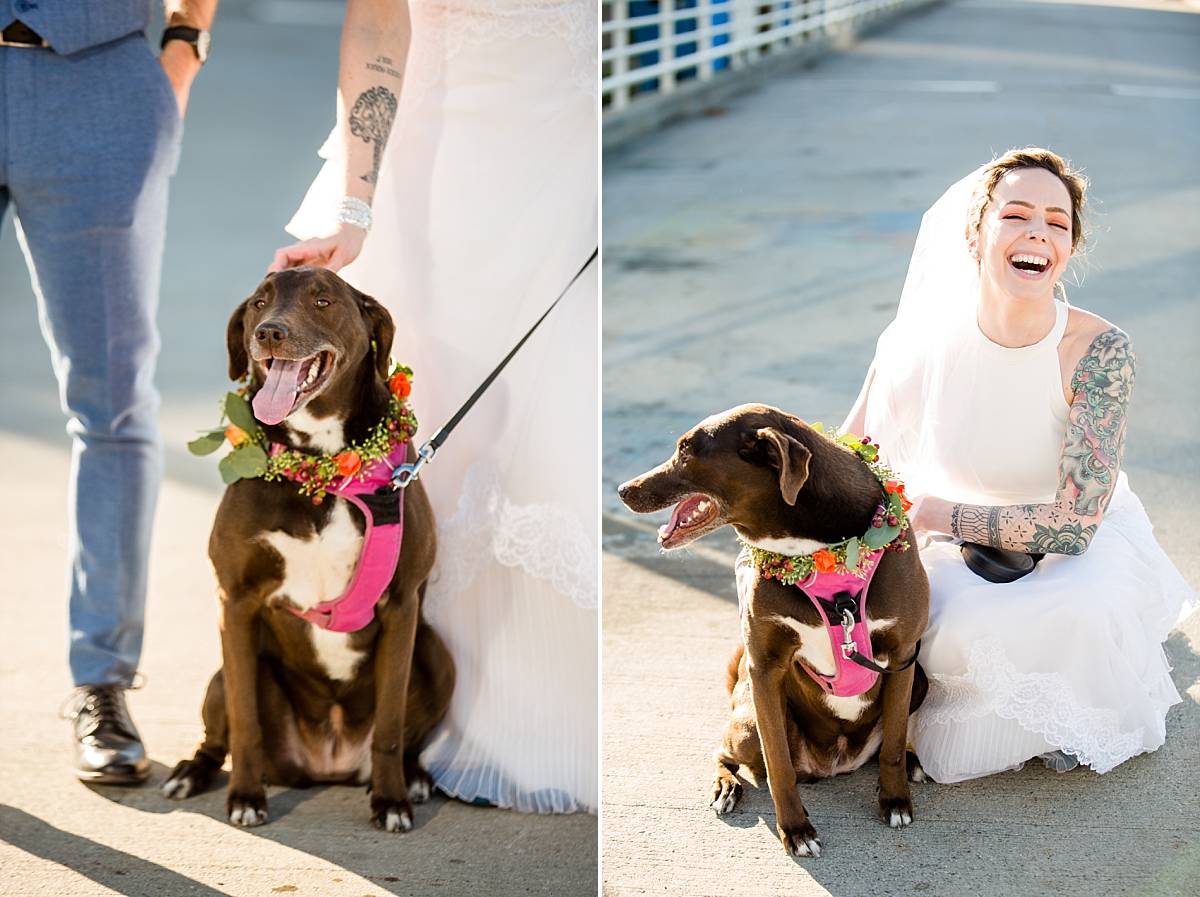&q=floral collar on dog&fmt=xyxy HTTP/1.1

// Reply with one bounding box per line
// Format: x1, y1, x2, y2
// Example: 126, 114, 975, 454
740, 427, 912, 585
739, 429, 918, 697
187, 363, 419, 633
188, 363, 417, 504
